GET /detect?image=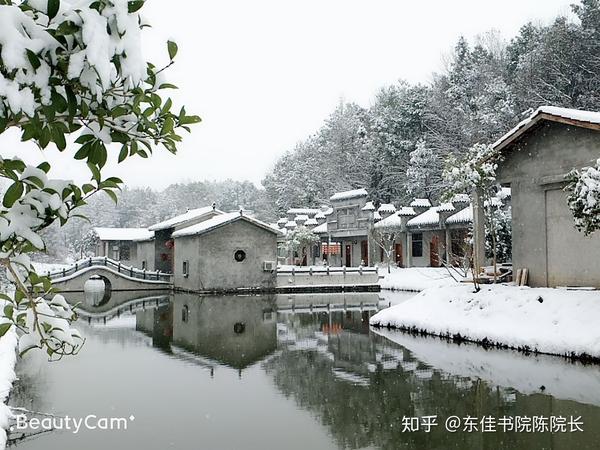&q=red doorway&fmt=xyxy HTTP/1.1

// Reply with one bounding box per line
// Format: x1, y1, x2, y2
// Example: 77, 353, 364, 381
430, 235, 440, 267
395, 243, 403, 267
361, 240, 368, 265
345, 244, 352, 267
